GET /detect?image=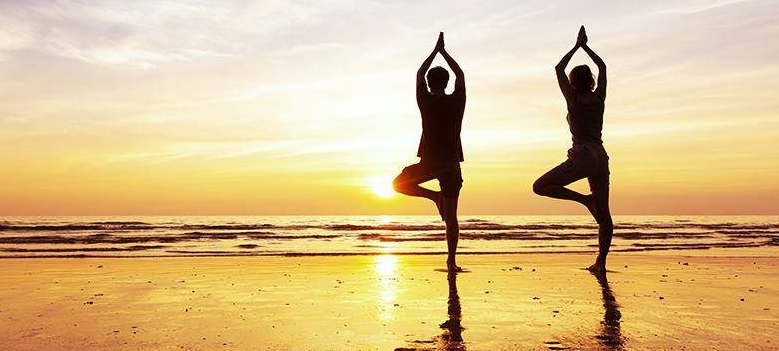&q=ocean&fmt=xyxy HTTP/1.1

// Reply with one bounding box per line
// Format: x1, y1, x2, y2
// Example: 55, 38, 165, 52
1, 215, 777, 258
